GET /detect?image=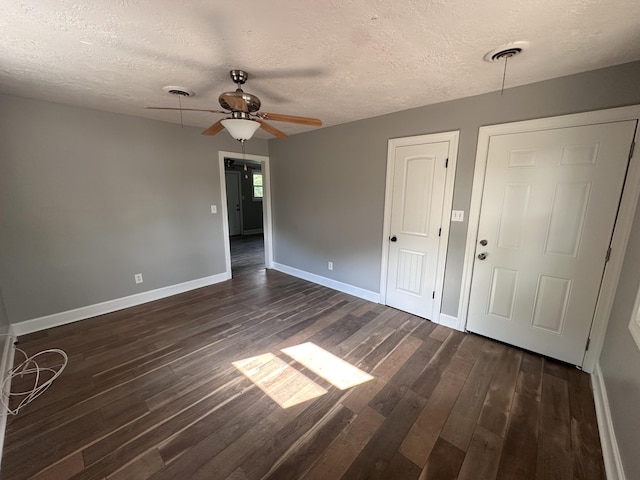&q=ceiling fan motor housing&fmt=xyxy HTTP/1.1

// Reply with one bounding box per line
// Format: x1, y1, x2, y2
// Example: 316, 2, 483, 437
218, 90, 261, 112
